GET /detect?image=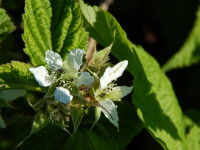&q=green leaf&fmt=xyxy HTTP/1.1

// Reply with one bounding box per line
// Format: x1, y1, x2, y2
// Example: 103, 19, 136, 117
80, 2, 186, 150
0, 89, 26, 101
23, 0, 88, 65
132, 46, 186, 150
70, 105, 84, 133
0, 61, 46, 92
0, 115, 6, 128
0, 8, 16, 43
184, 109, 200, 150
162, 5, 200, 72
50, 0, 88, 61
22, 0, 52, 66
